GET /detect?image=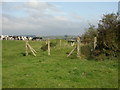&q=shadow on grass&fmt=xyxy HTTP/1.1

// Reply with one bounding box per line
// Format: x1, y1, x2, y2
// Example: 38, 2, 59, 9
21, 52, 33, 56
